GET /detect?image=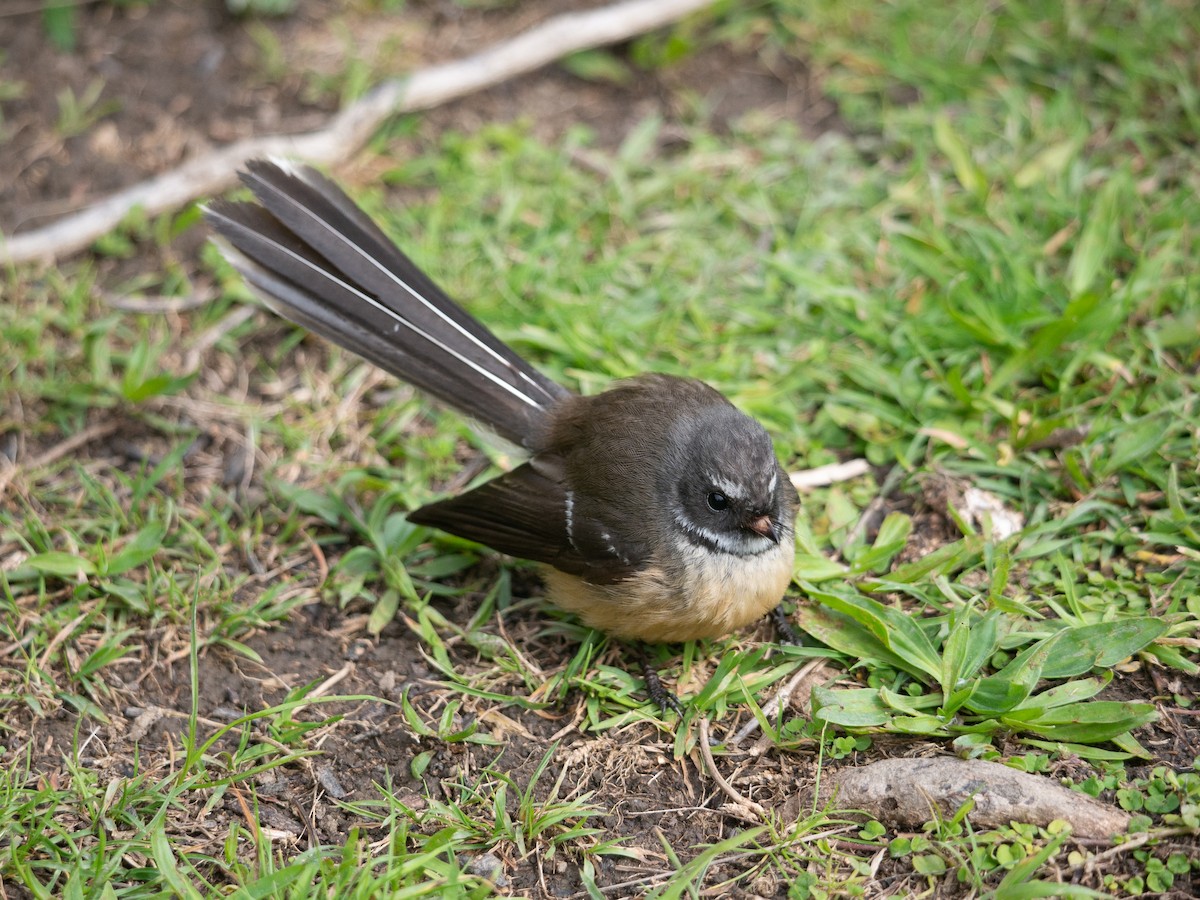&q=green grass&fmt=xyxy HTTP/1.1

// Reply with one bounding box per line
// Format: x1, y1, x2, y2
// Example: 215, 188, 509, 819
3, 0, 1200, 896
